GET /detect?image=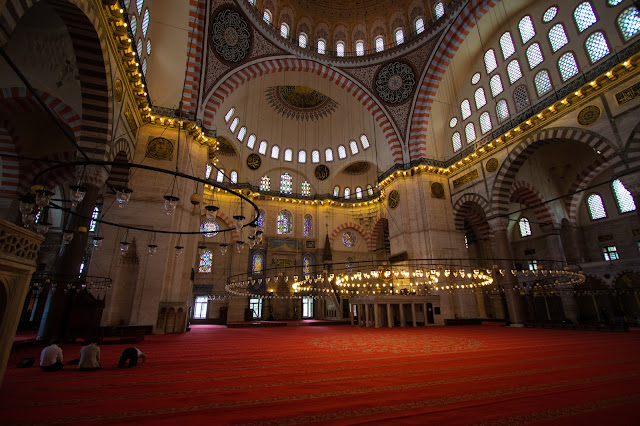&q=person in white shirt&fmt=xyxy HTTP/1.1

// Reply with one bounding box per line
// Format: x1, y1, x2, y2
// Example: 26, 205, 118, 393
78, 339, 101, 371
118, 347, 146, 368
40, 340, 64, 372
